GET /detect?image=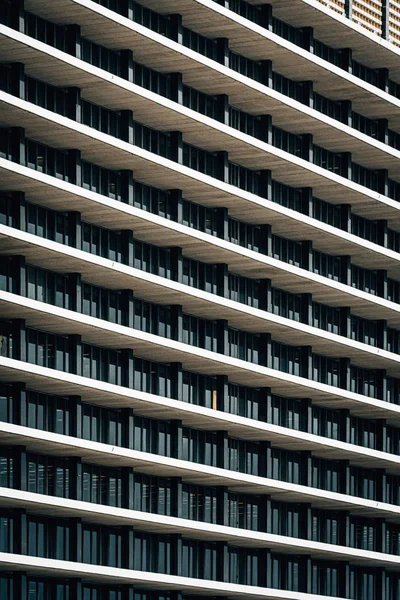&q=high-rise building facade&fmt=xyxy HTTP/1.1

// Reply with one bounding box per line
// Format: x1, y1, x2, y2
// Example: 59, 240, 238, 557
1, 0, 400, 598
